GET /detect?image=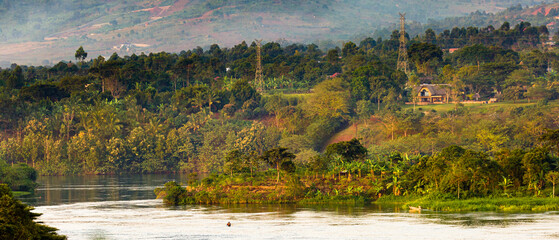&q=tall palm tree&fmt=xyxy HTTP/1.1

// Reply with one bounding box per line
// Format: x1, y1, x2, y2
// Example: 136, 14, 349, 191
207, 90, 221, 112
